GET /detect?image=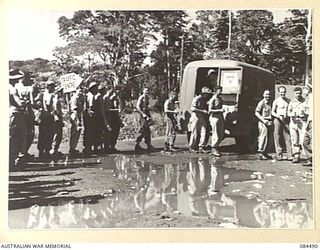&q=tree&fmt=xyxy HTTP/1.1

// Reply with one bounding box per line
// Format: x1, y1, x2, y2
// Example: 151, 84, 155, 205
231, 10, 276, 66
192, 10, 233, 59
9, 58, 52, 74
56, 11, 152, 87
148, 11, 189, 94
275, 9, 312, 85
